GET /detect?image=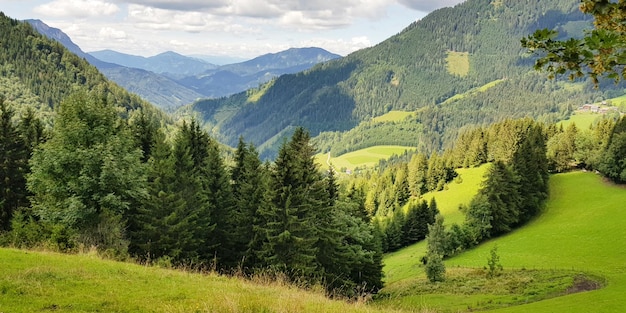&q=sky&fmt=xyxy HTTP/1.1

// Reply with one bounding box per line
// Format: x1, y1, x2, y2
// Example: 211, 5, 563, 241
1, 0, 466, 59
